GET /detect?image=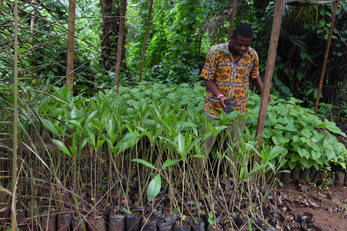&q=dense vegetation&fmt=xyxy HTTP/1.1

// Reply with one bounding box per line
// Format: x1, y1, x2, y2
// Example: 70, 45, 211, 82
1, 0, 346, 230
